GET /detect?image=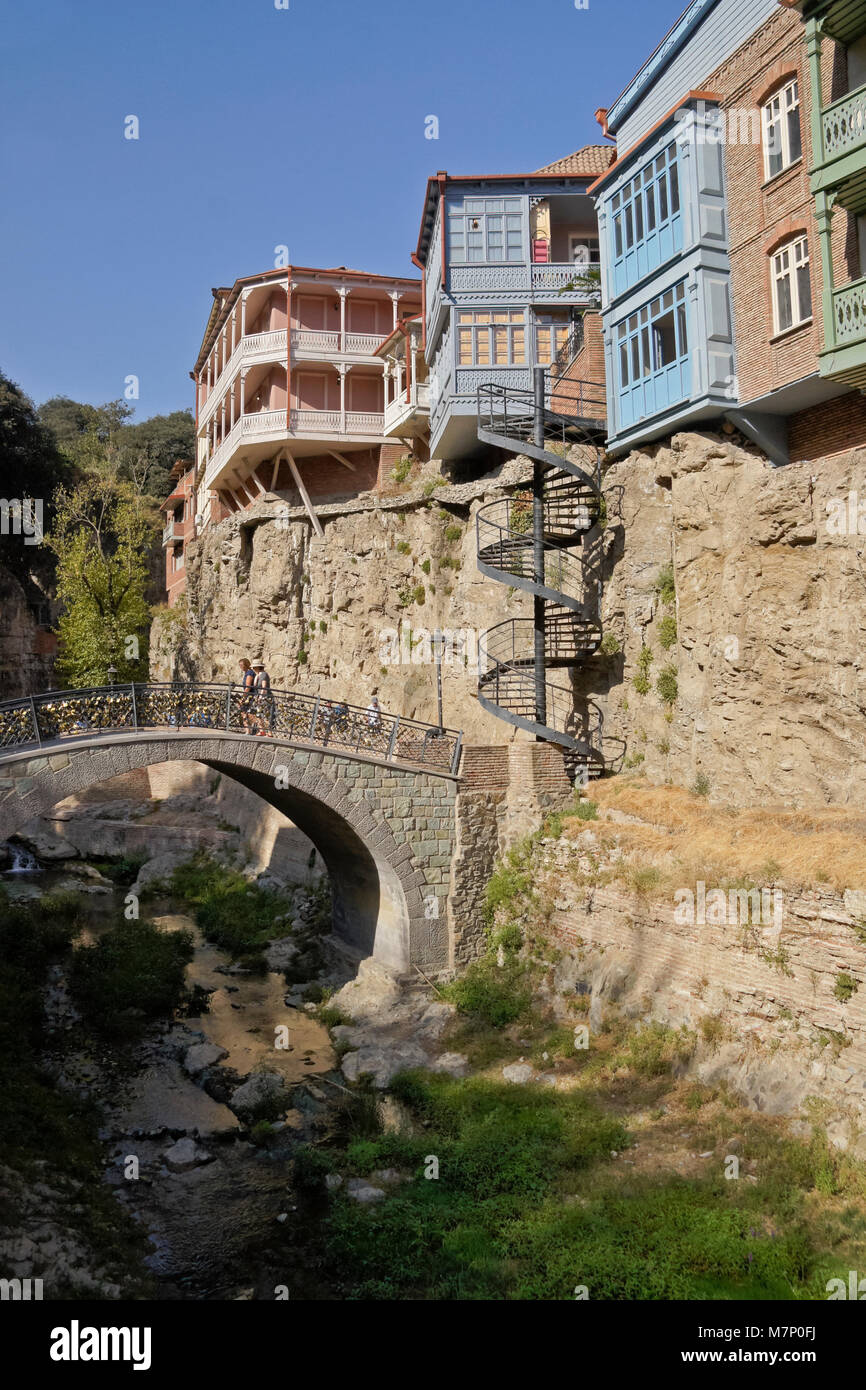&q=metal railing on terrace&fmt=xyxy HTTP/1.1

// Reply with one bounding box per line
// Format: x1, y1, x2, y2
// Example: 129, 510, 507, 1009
0, 683, 462, 775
